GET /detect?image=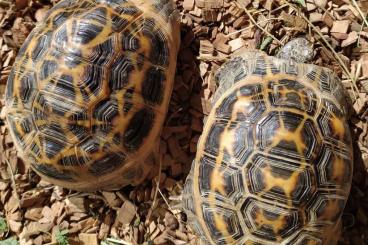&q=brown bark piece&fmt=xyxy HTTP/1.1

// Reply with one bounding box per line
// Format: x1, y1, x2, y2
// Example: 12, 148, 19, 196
116, 201, 136, 226
79, 233, 98, 245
